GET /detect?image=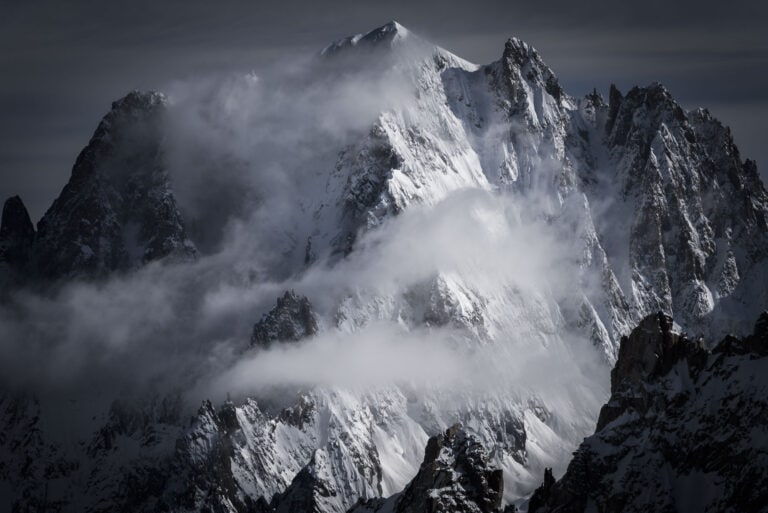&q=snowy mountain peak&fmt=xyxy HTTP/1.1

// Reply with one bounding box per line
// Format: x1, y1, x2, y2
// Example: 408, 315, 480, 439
503, 37, 536, 62
499, 36, 564, 103
371, 20, 409, 38
2, 18, 768, 513
109, 89, 166, 114
320, 20, 412, 56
